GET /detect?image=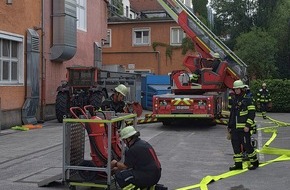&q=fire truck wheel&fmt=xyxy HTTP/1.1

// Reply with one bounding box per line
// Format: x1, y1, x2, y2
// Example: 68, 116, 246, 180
55, 91, 70, 123
162, 121, 171, 126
